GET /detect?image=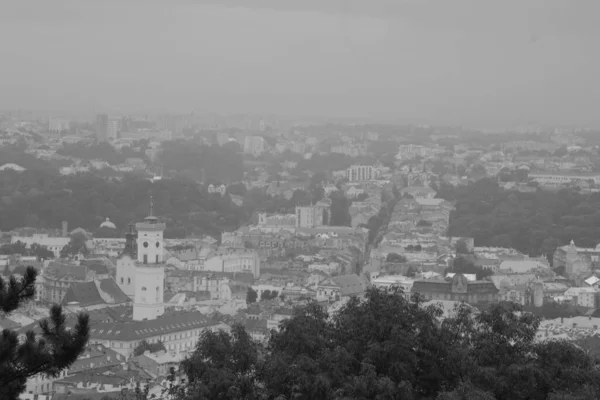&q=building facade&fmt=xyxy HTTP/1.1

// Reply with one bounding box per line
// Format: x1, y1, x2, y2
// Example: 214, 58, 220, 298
346, 165, 374, 182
